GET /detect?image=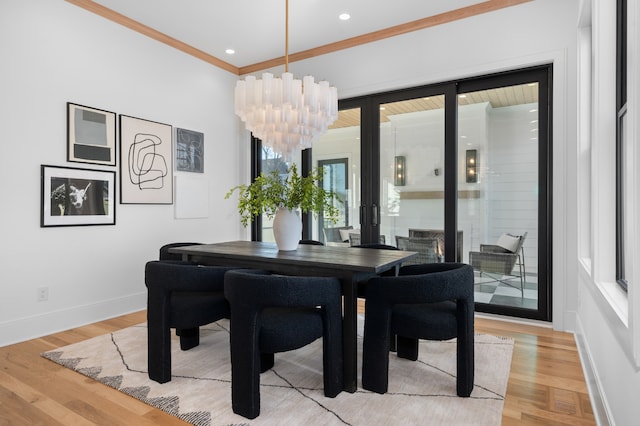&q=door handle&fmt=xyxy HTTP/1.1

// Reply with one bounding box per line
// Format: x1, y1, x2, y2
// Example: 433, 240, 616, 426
371, 204, 378, 226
